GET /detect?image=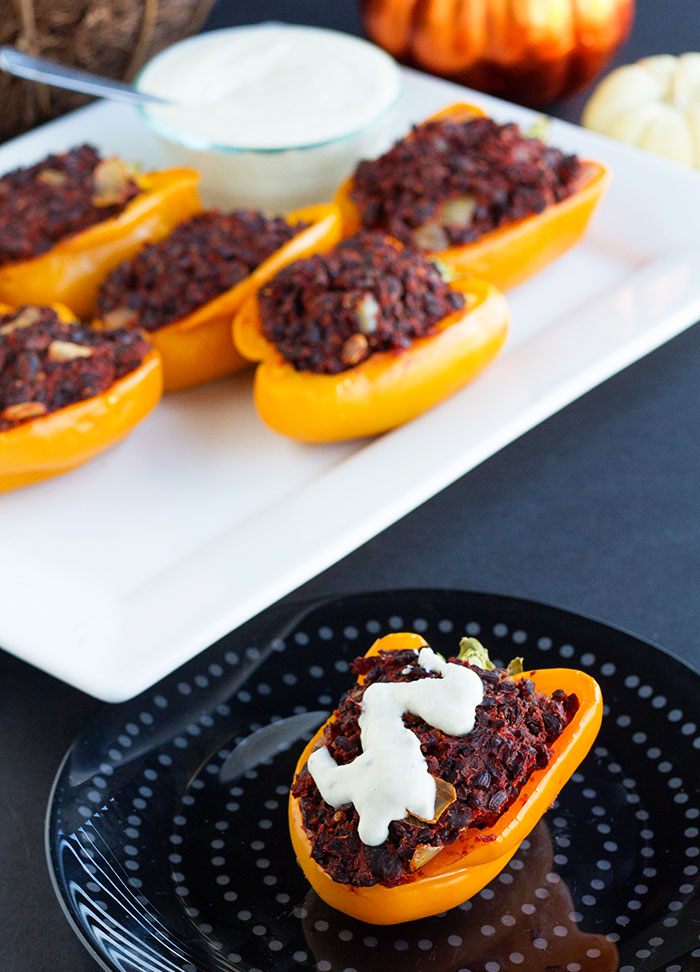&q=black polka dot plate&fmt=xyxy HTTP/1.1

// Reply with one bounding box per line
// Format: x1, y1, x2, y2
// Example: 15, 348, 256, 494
46, 589, 700, 972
